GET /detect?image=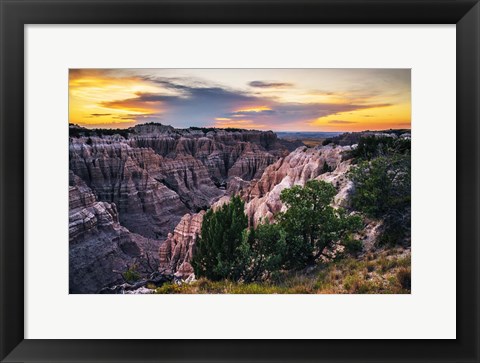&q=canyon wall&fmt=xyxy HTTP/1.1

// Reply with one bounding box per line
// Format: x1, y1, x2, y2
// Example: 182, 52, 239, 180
69, 124, 299, 239
69, 124, 301, 292
69, 172, 159, 293
242, 145, 353, 224
158, 144, 362, 278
